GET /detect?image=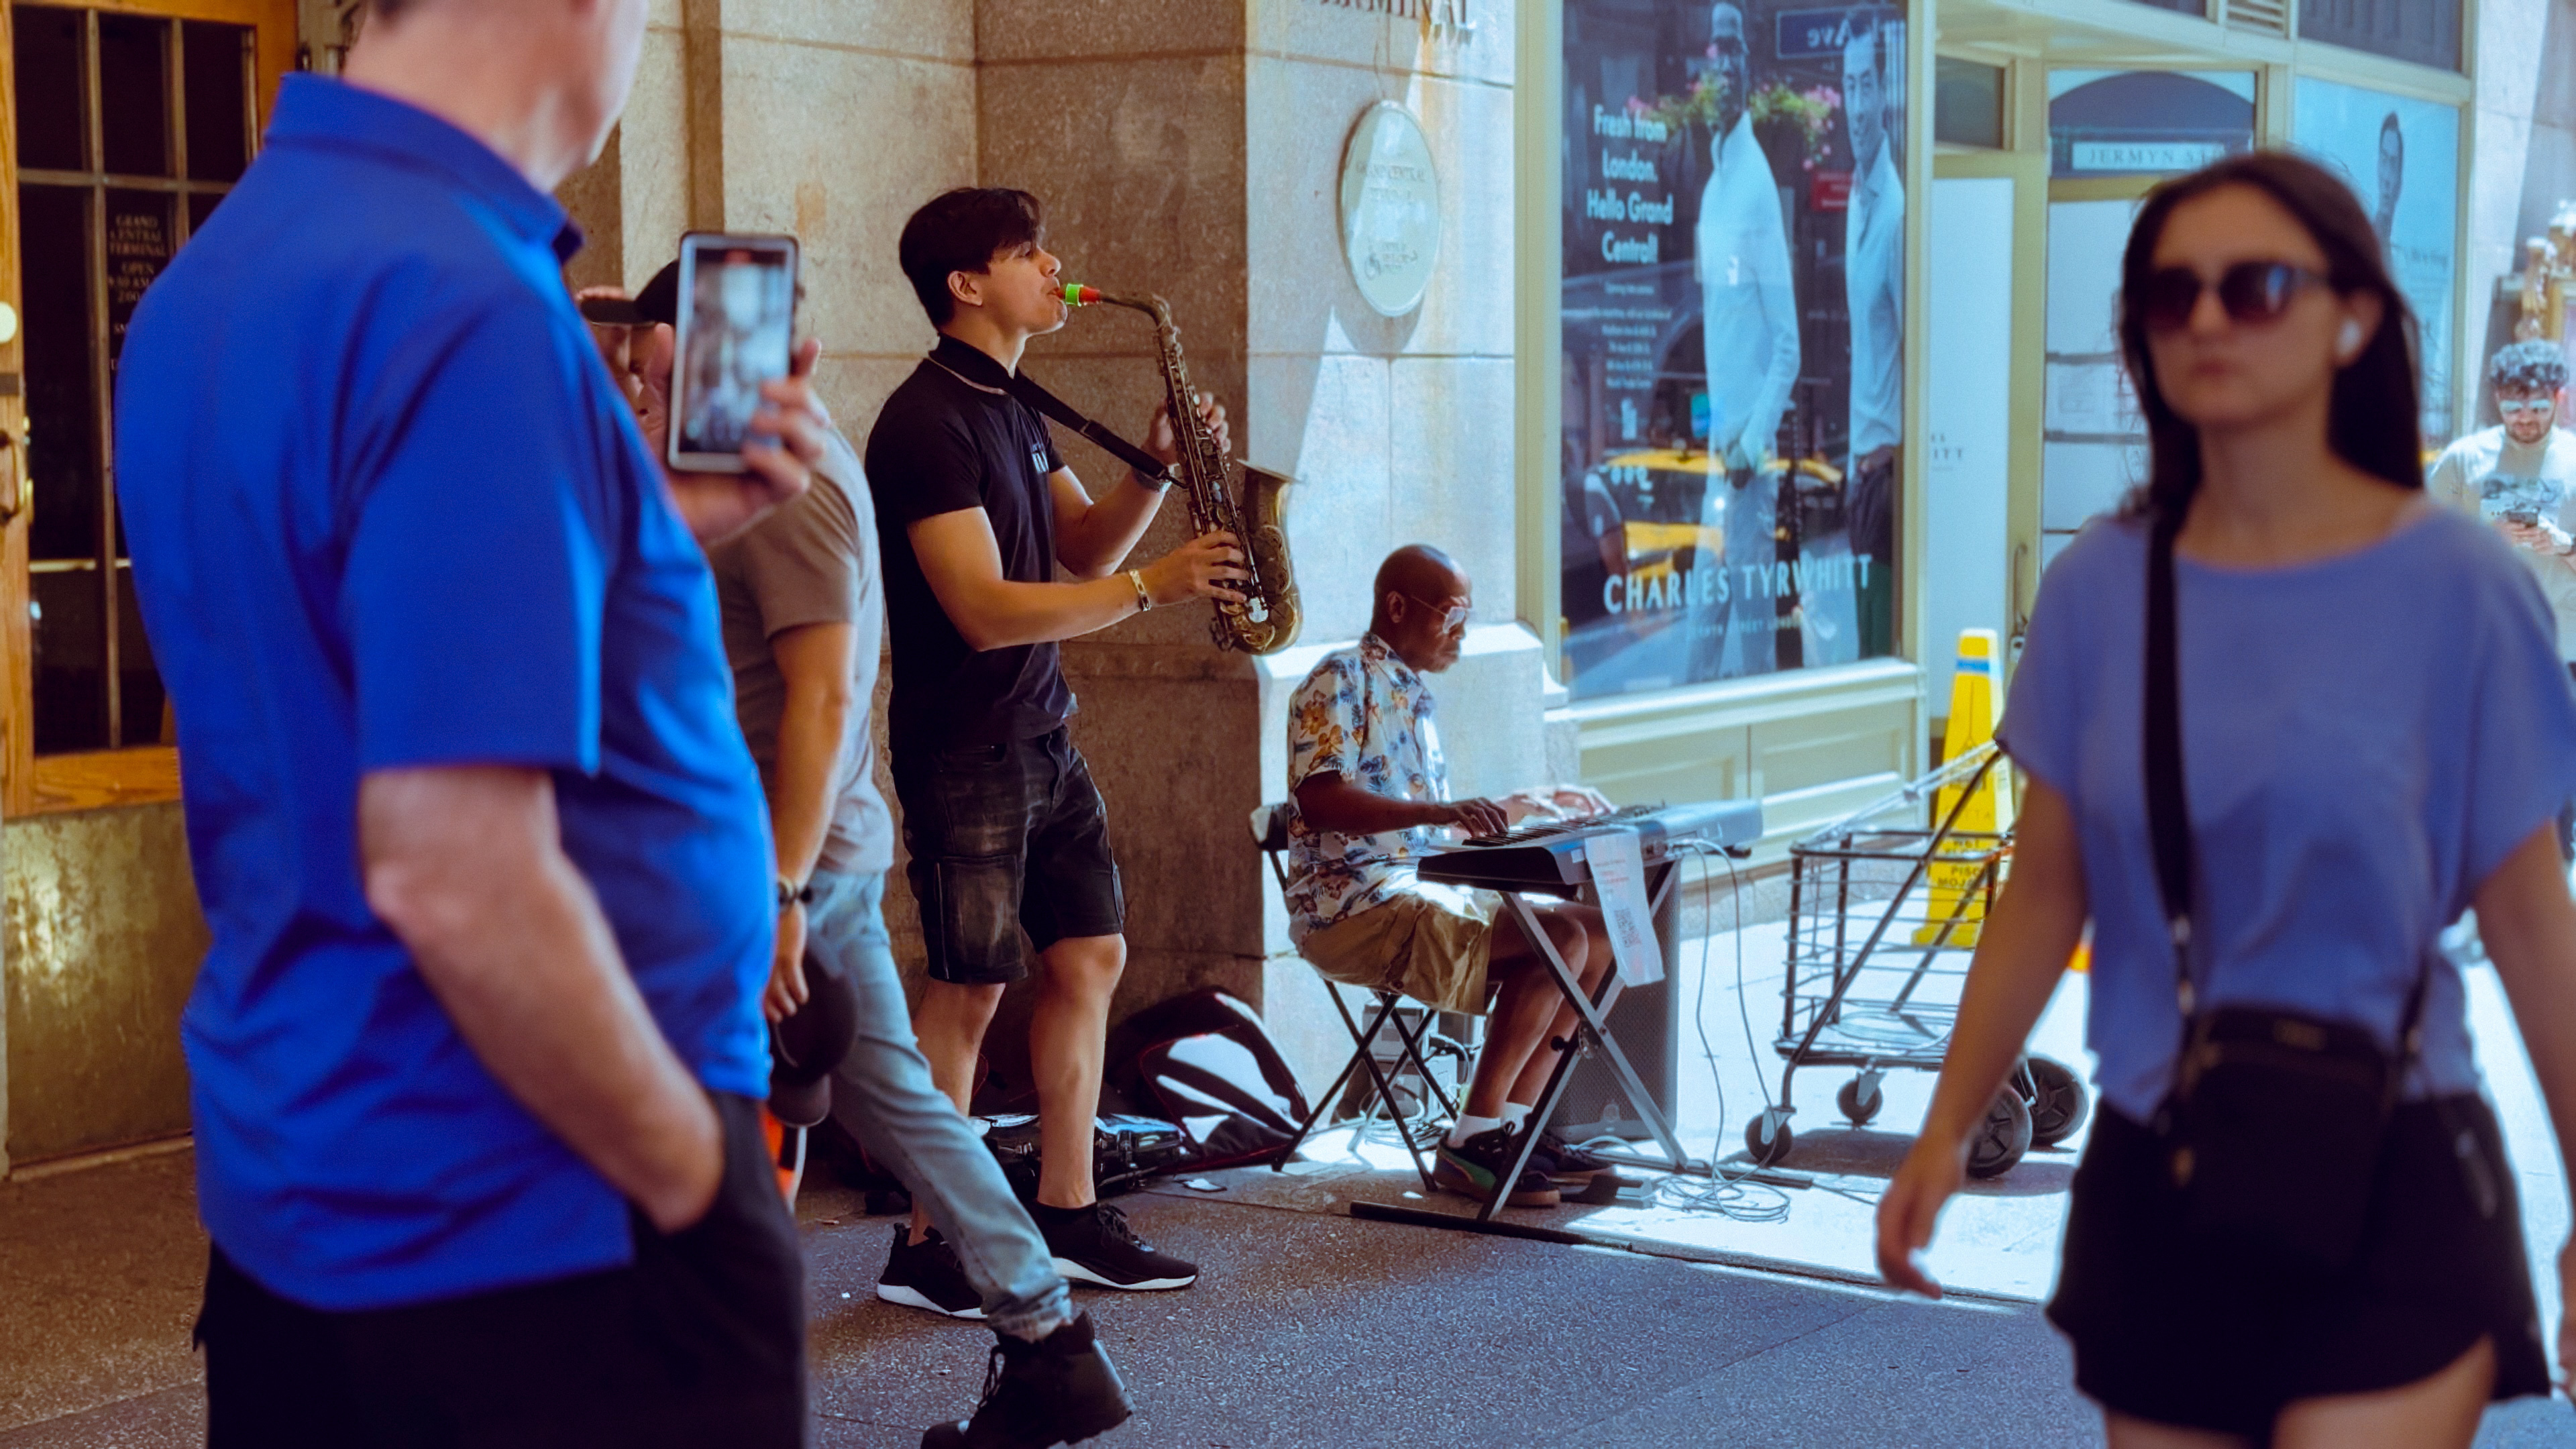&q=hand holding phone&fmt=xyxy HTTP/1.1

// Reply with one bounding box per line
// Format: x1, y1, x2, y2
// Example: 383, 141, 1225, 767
669, 233, 802, 475
638, 325, 826, 544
